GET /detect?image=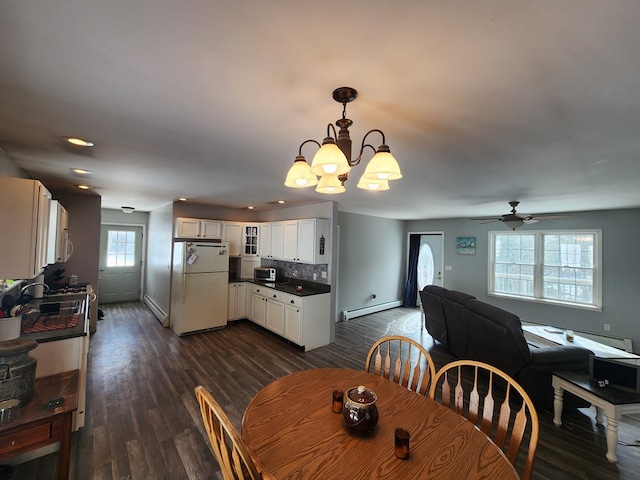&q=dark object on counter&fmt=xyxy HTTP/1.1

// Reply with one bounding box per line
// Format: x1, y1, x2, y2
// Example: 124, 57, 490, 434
1, 295, 15, 317
0, 338, 38, 404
